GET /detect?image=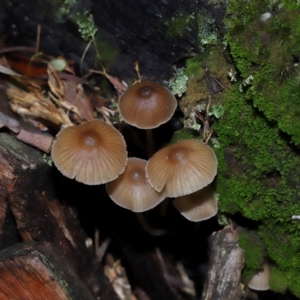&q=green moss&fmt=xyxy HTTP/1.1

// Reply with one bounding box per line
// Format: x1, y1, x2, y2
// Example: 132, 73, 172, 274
213, 84, 300, 297
74, 11, 98, 42
170, 128, 199, 143
165, 9, 217, 49
93, 31, 120, 68
196, 15, 217, 47
57, 0, 79, 20
166, 13, 196, 39
172, 15, 300, 298
269, 265, 288, 293
179, 45, 233, 131
238, 230, 265, 283
185, 56, 203, 77
225, 0, 300, 144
